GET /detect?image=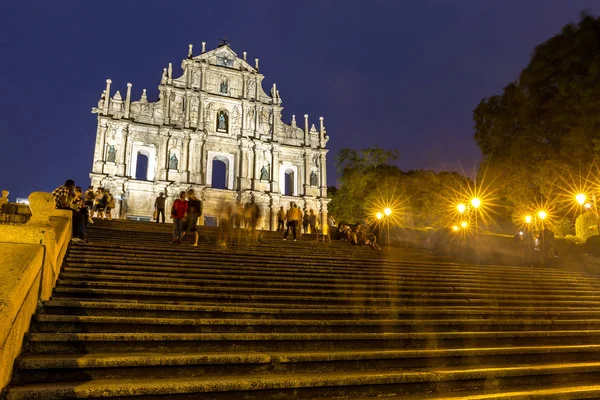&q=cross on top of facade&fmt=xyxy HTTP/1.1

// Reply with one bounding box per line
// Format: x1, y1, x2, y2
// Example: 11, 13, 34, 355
218, 37, 230, 47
